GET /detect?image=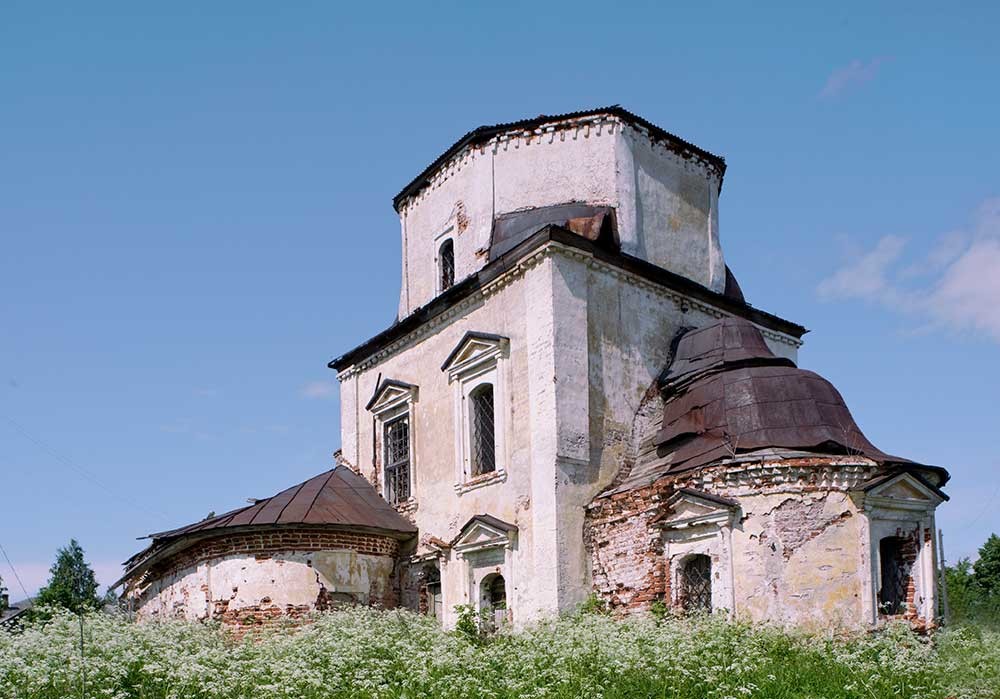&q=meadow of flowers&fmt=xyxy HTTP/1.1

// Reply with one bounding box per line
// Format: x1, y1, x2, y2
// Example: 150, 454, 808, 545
1, 606, 998, 699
